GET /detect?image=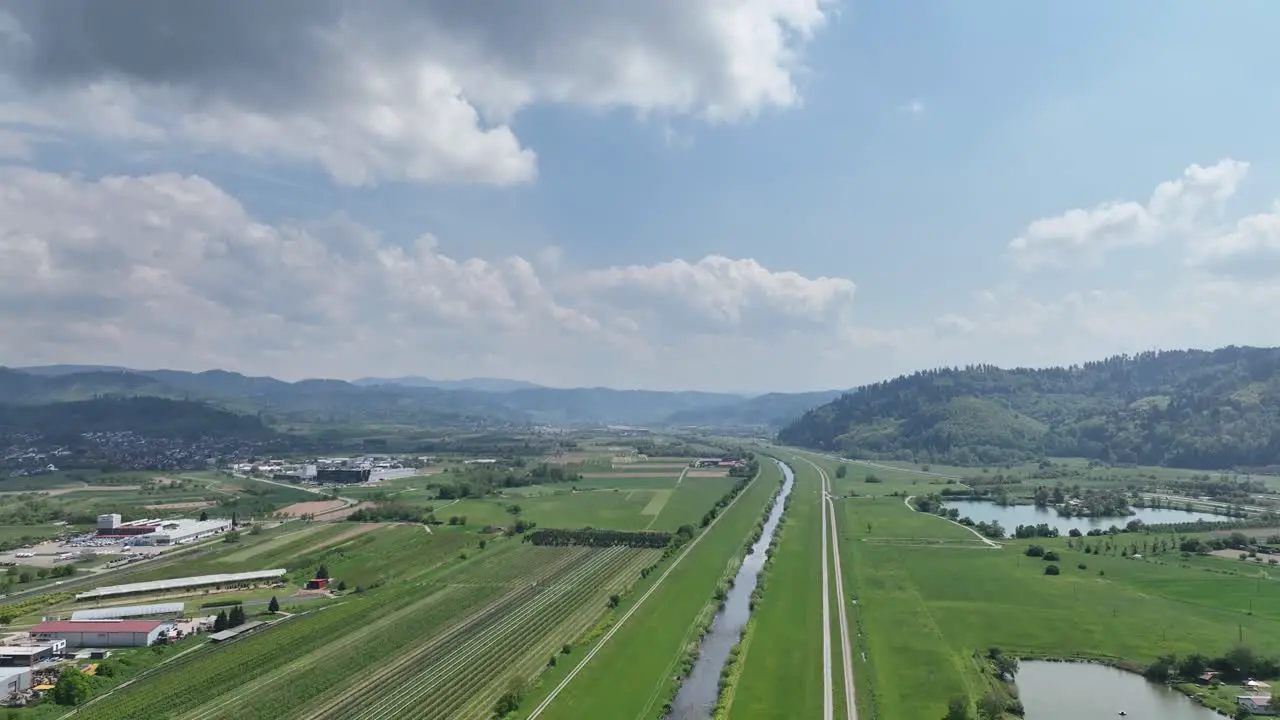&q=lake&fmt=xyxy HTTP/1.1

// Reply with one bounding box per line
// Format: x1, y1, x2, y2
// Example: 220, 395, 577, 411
1017, 660, 1223, 719
943, 500, 1230, 536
